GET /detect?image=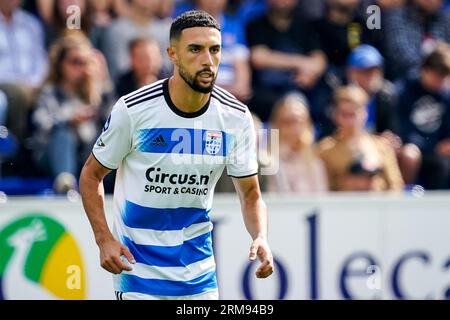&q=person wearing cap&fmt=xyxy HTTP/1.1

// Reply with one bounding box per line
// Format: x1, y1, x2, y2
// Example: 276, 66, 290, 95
347, 45, 396, 133
318, 85, 404, 191
346, 44, 422, 185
